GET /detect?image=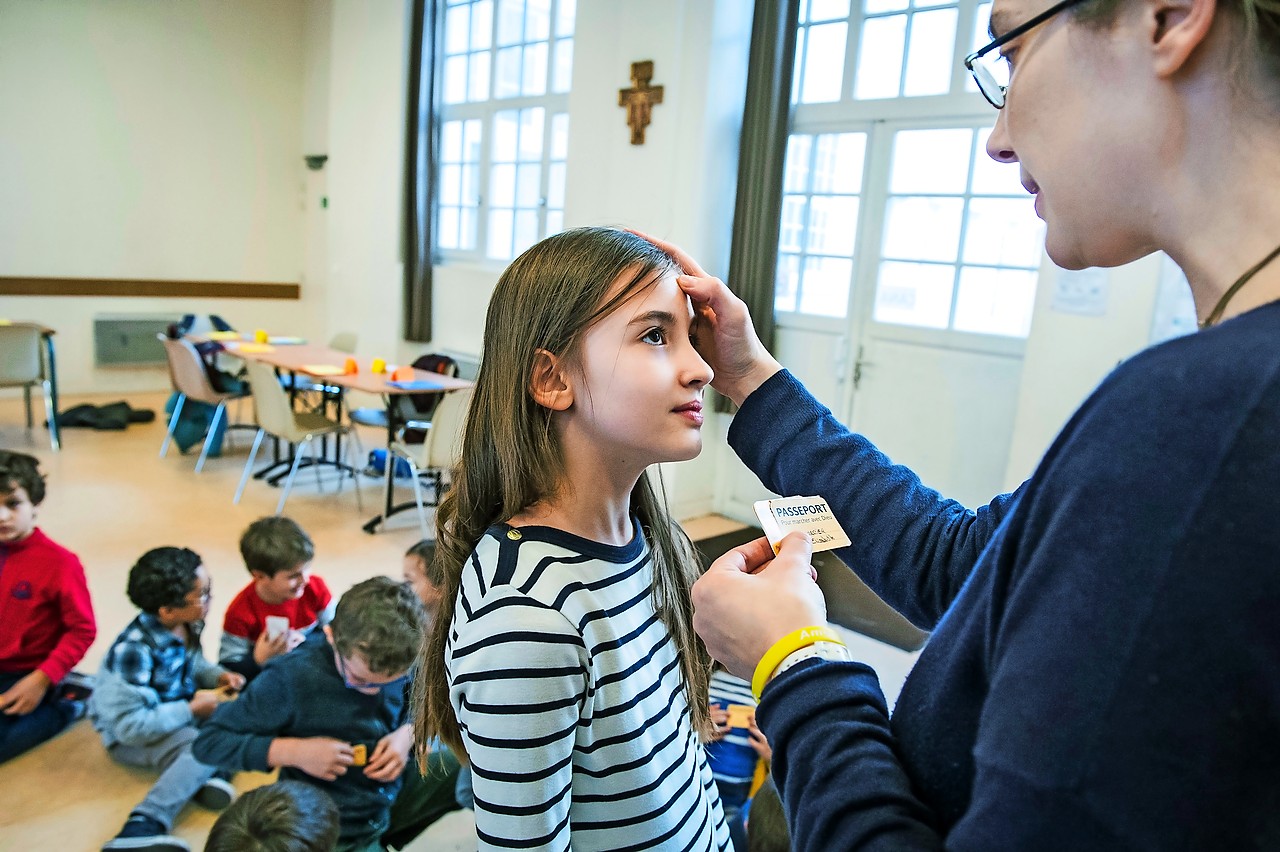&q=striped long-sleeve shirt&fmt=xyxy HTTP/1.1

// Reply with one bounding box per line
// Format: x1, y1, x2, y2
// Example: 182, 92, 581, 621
448, 520, 731, 851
